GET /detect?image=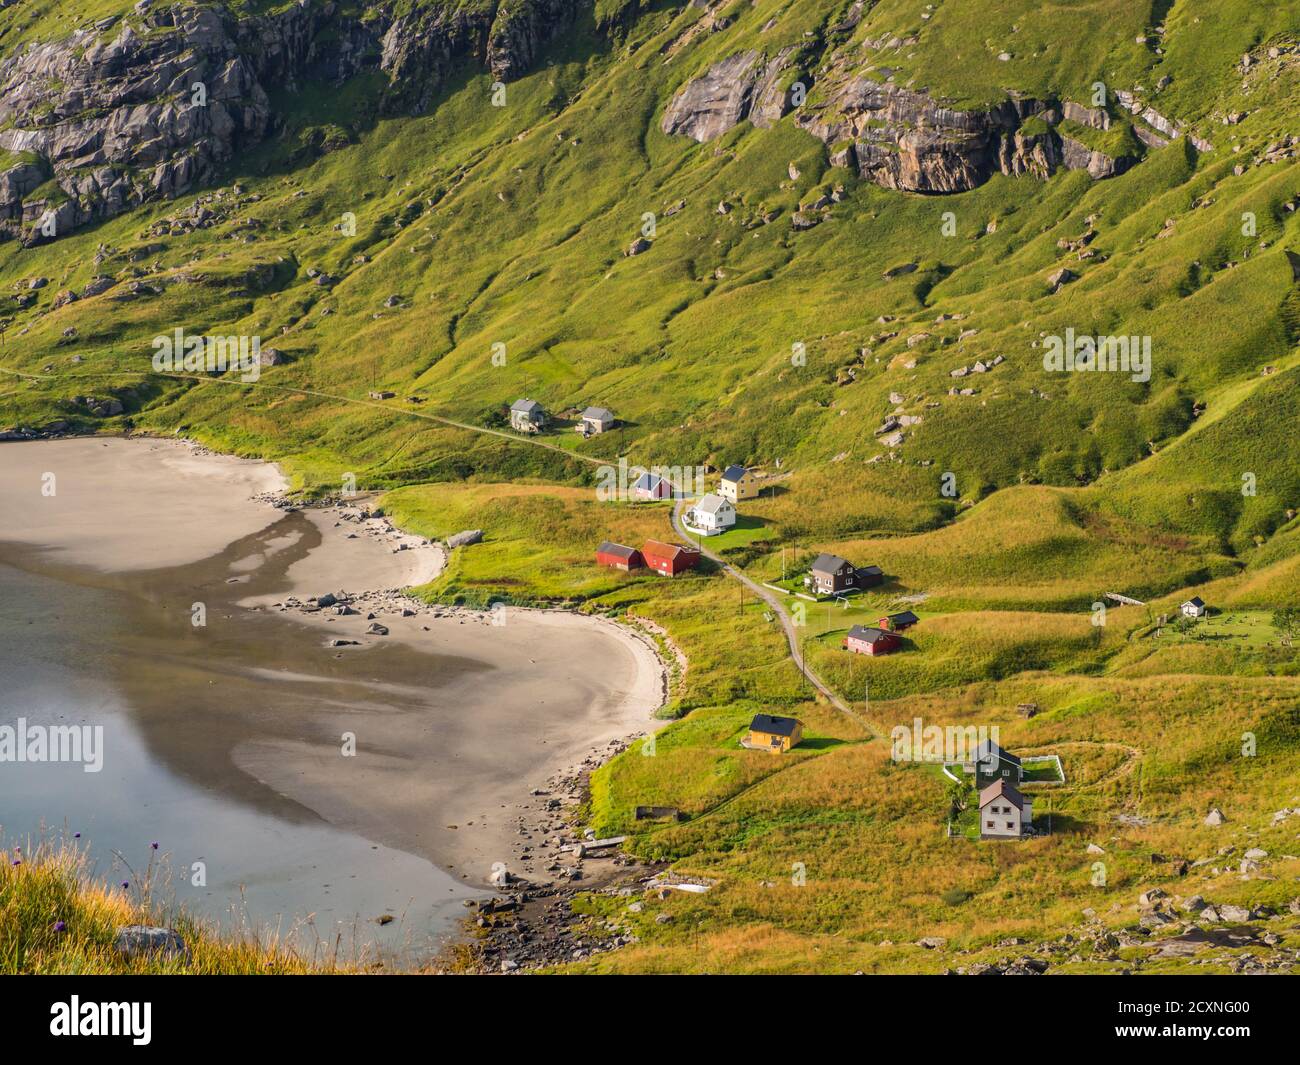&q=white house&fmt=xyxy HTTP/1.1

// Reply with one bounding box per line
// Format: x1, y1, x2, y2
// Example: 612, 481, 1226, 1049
979, 780, 1033, 839
509, 398, 546, 433
685, 493, 736, 535
718, 464, 759, 503
1181, 596, 1206, 618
